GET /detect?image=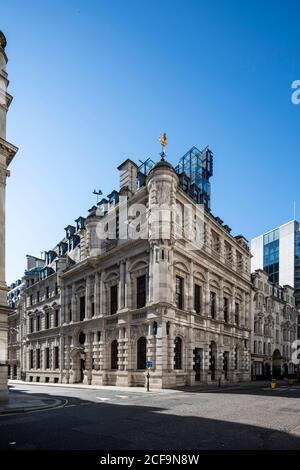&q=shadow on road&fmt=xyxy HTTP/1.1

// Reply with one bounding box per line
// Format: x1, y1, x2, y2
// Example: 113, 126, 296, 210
1, 385, 300, 450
